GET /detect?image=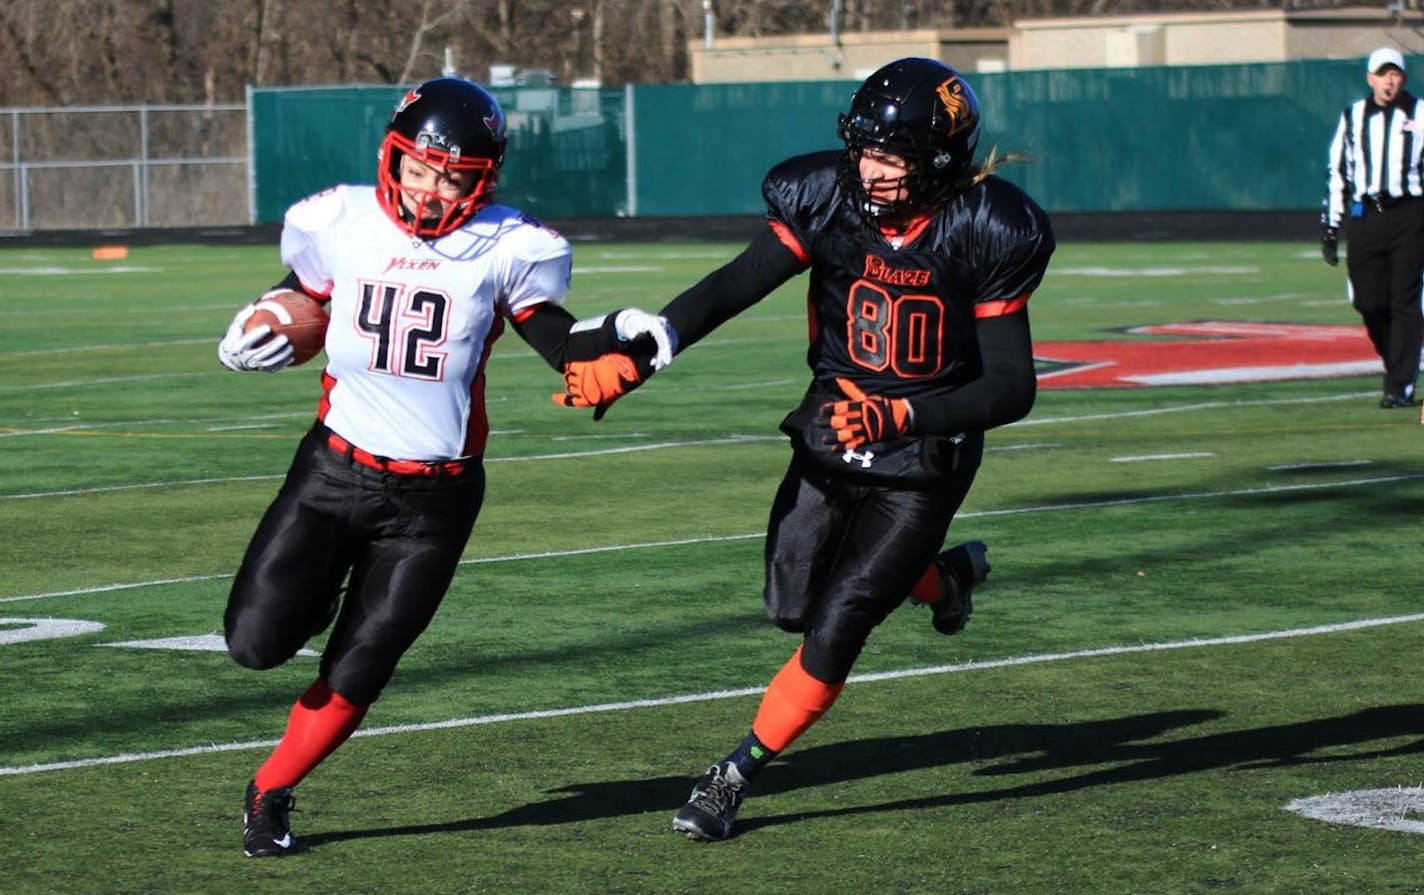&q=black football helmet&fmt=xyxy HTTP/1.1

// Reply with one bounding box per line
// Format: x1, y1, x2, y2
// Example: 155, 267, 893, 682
377, 77, 508, 238
837, 57, 981, 218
